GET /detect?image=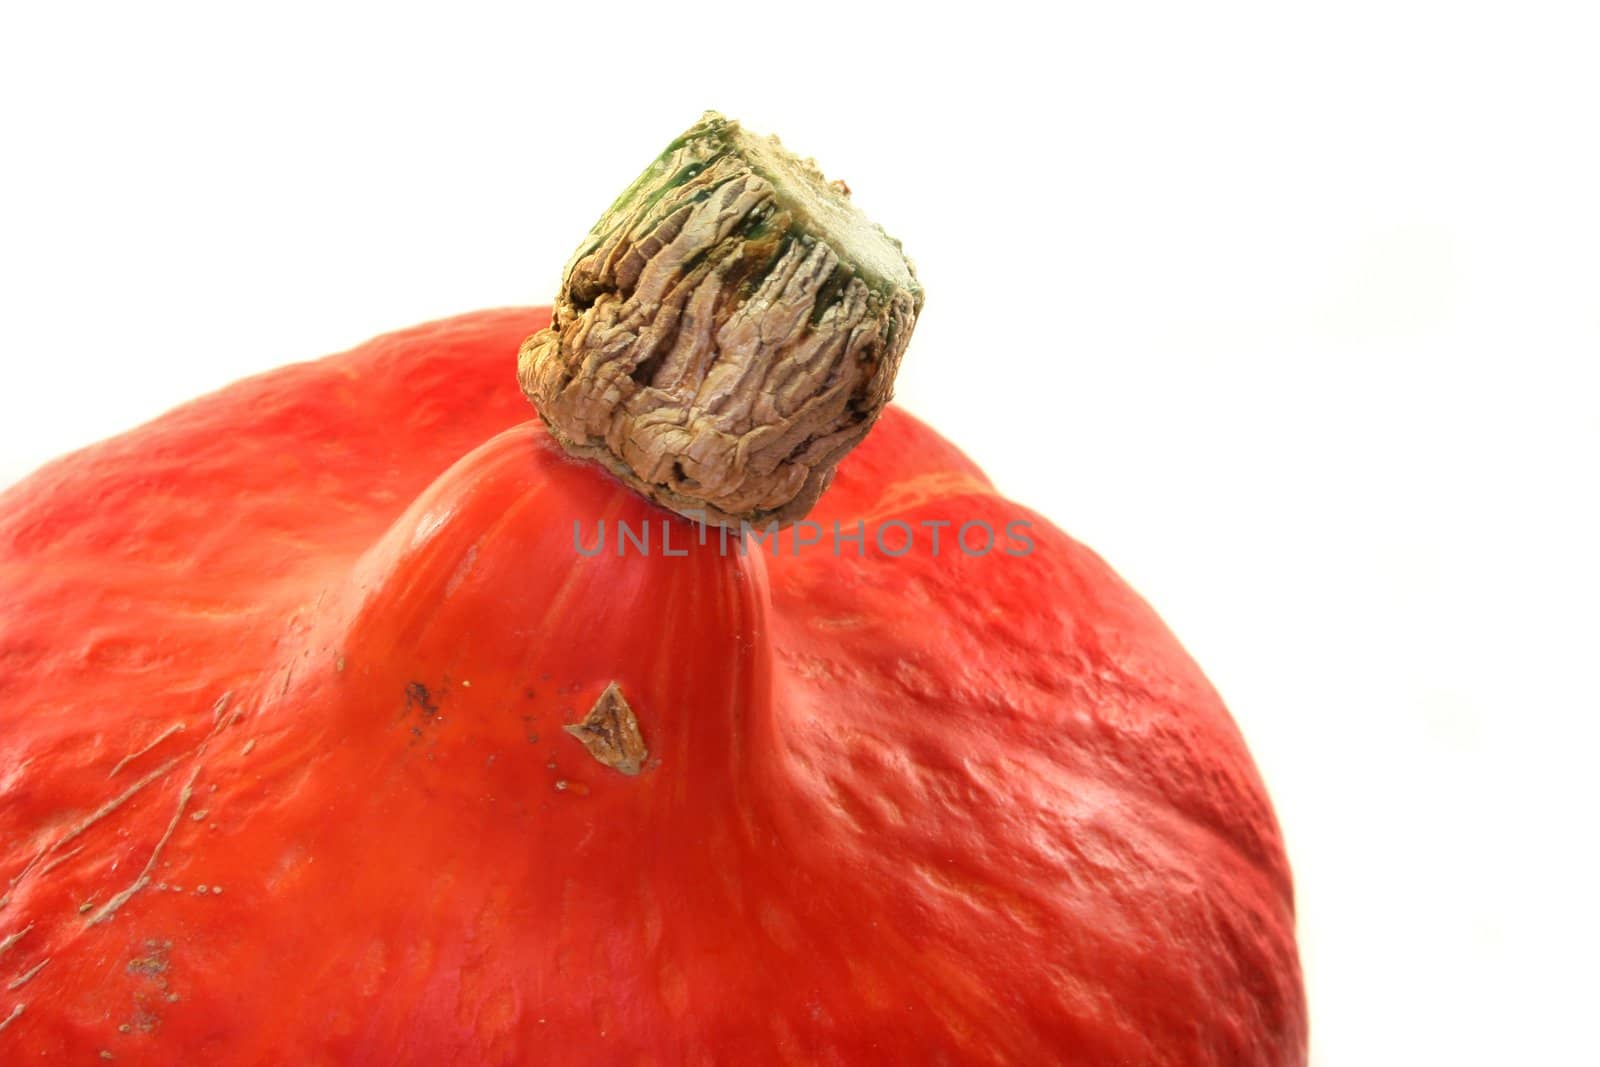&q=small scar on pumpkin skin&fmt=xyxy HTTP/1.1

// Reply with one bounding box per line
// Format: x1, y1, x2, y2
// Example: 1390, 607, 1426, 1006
37, 843, 85, 877
86, 765, 201, 926
0, 925, 34, 958
108, 722, 185, 778
7, 958, 47, 990
563, 682, 648, 776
